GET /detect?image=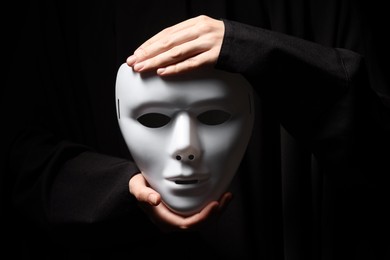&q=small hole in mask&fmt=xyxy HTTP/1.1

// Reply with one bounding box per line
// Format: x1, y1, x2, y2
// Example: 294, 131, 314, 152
197, 110, 231, 125
188, 155, 195, 160
137, 113, 171, 128
176, 155, 182, 160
